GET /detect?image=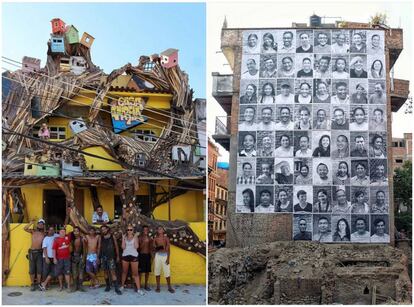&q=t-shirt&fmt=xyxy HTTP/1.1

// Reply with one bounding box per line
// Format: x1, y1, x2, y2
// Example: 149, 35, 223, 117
53, 236, 71, 260
42, 234, 59, 258
92, 211, 109, 223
